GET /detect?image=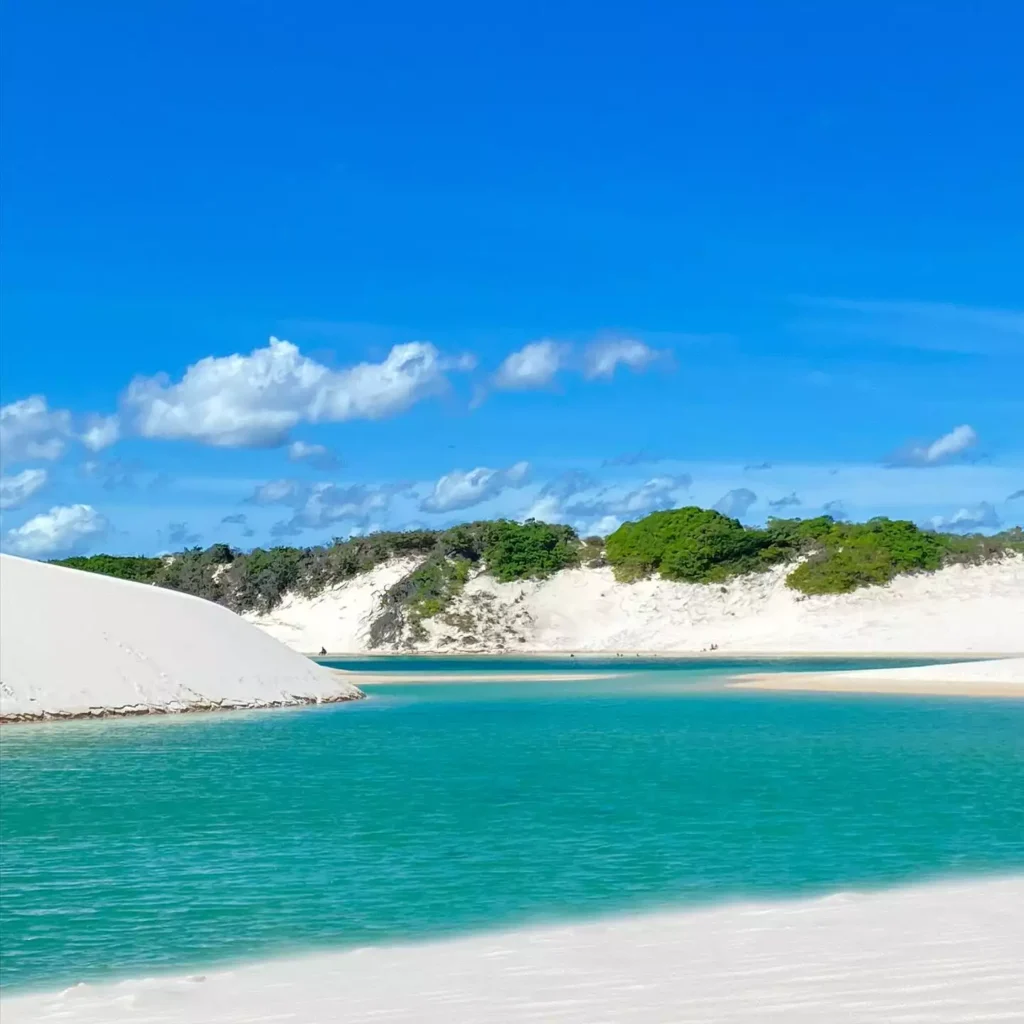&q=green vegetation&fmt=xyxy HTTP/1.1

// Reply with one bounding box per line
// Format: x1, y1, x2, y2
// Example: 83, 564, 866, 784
603, 507, 1023, 594
53, 519, 581, 643
52, 512, 1022, 639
